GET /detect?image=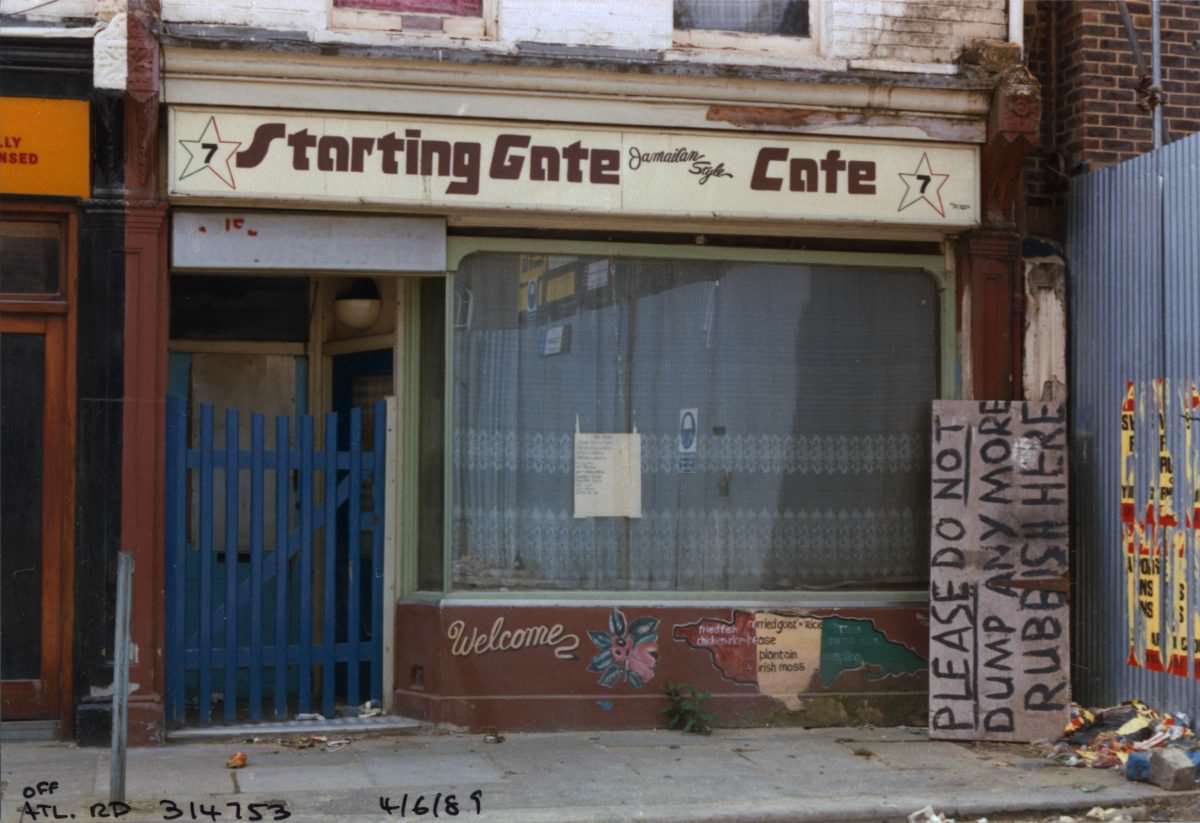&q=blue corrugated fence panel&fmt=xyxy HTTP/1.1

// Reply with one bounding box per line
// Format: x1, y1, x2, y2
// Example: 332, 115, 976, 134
1069, 132, 1200, 718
